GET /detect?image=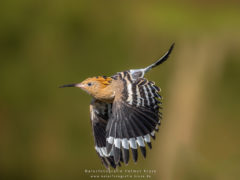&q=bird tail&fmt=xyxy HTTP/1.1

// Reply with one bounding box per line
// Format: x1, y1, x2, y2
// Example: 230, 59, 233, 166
143, 43, 175, 73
